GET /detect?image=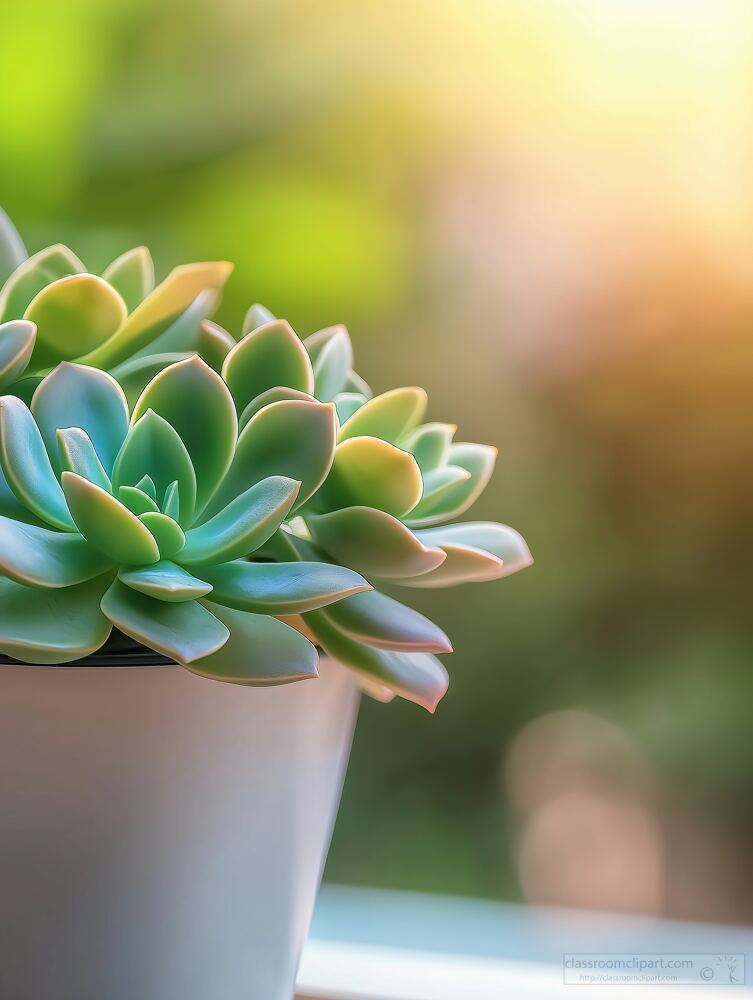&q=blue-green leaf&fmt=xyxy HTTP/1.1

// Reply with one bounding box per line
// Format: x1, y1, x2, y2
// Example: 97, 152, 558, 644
0, 575, 113, 664
304, 325, 352, 401
180, 476, 300, 565
324, 589, 452, 652
0, 514, 113, 587
112, 410, 197, 525
198, 560, 370, 614
306, 609, 448, 712
0, 396, 74, 530
0, 319, 35, 390
32, 363, 129, 475
0, 207, 27, 285
101, 579, 229, 663
186, 603, 318, 685
131, 356, 237, 513
118, 561, 212, 603
56, 428, 112, 492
